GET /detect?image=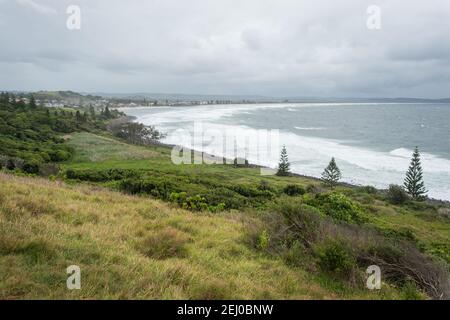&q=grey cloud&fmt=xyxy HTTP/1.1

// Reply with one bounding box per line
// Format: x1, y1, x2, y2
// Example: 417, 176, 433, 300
0, 0, 449, 98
